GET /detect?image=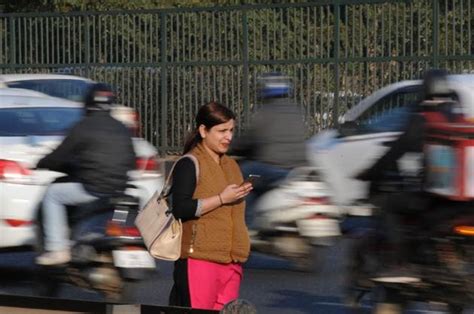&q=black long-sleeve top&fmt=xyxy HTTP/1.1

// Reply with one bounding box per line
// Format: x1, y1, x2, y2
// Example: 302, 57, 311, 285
171, 158, 199, 221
